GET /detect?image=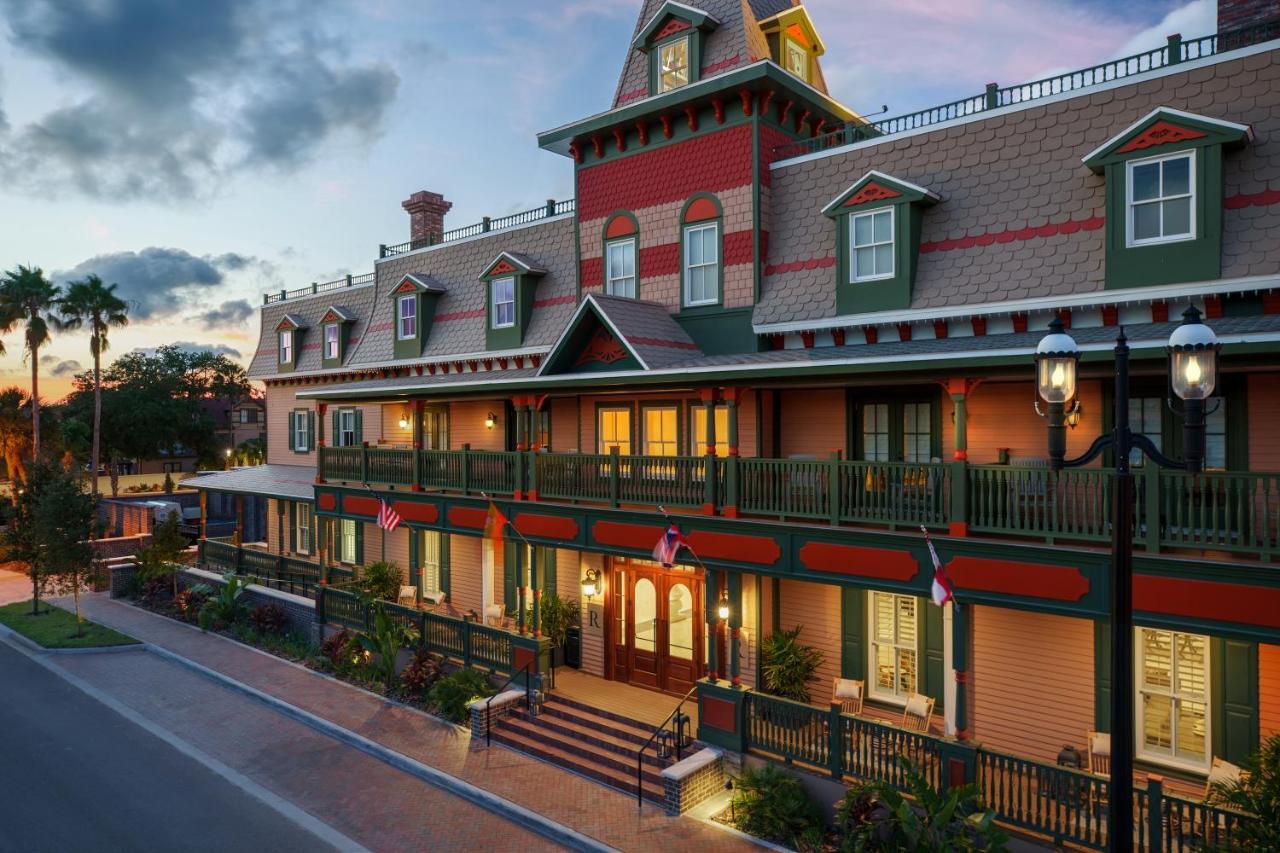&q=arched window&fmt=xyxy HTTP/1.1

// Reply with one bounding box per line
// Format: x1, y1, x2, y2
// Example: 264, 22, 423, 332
680, 194, 722, 308
603, 212, 639, 299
